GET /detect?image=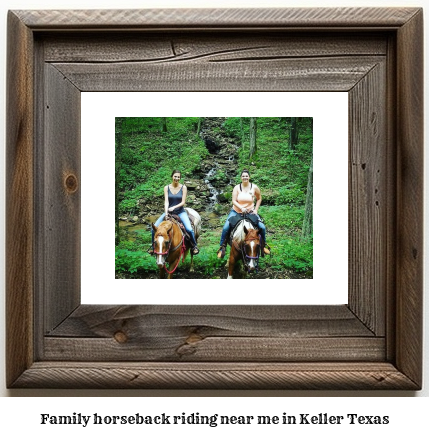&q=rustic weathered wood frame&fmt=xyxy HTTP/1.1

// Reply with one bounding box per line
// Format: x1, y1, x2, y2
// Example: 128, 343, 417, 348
6, 8, 423, 390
